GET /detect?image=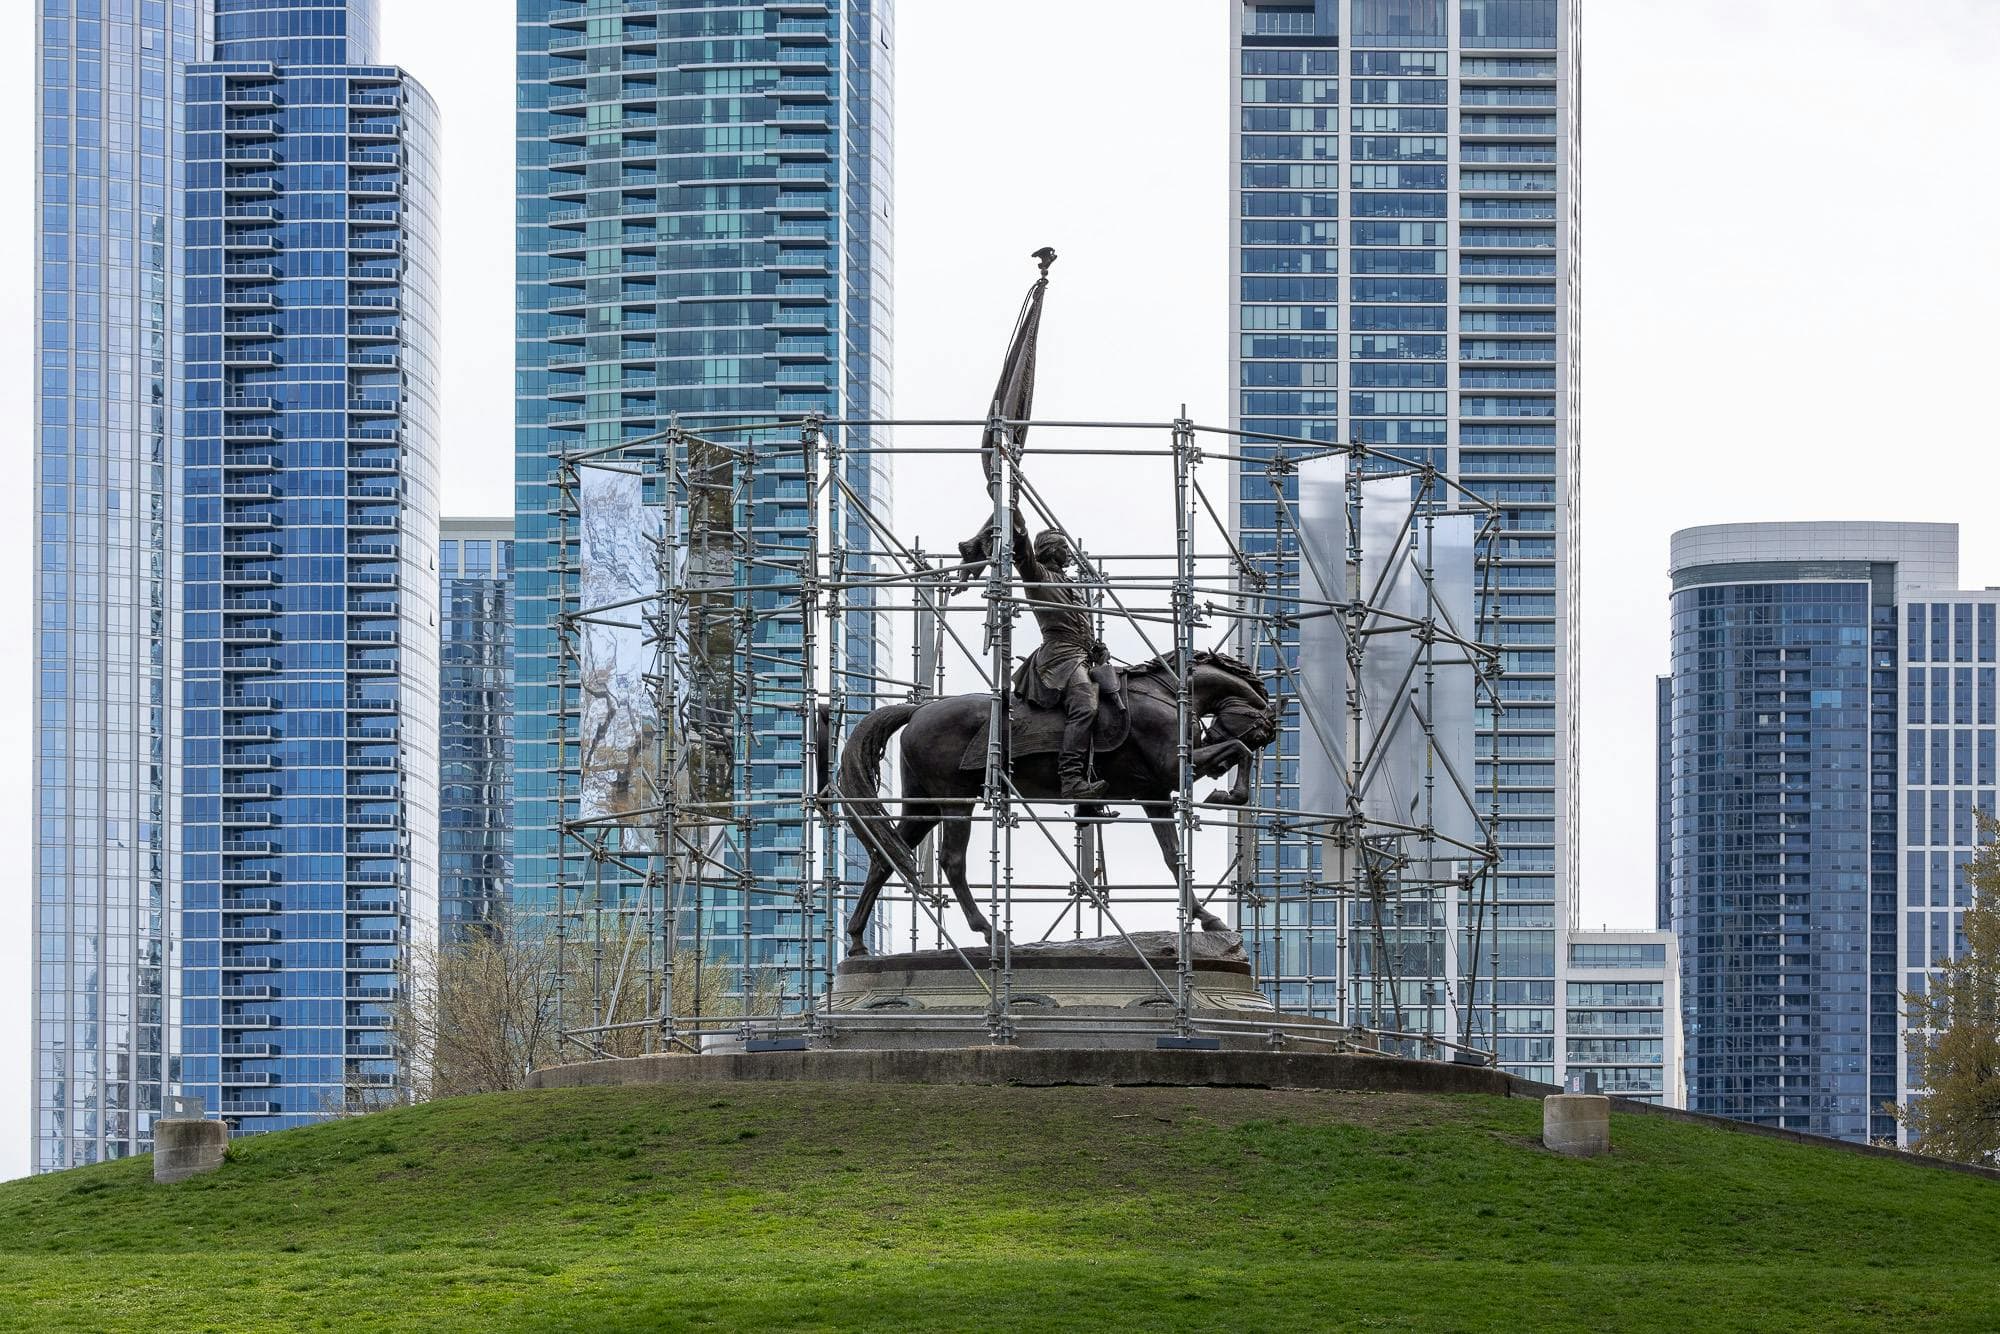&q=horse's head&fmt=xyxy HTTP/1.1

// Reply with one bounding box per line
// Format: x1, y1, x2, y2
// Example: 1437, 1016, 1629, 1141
1210, 697, 1279, 752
